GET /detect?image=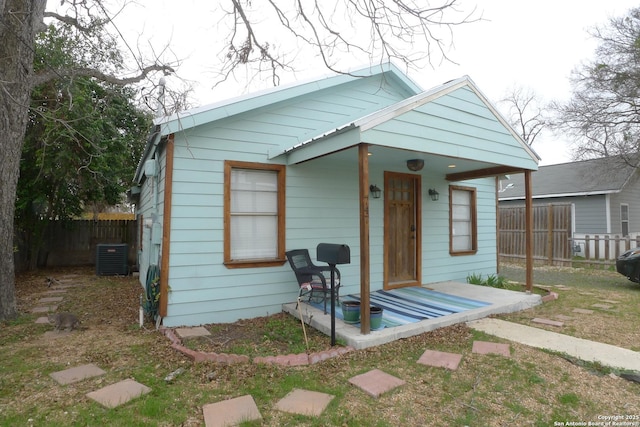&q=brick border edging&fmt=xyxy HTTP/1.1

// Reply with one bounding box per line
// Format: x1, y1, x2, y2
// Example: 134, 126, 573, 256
161, 328, 355, 366
541, 291, 559, 302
